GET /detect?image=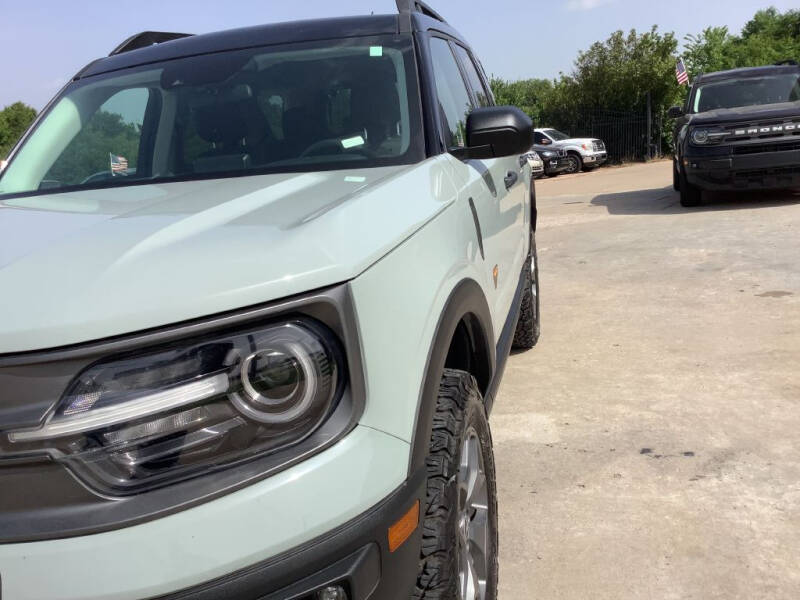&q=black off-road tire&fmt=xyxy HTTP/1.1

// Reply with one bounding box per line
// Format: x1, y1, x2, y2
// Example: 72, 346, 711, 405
512, 233, 541, 350
673, 158, 680, 191
679, 167, 702, 207
564, 152, 583, 174
414, 369, 499, 600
